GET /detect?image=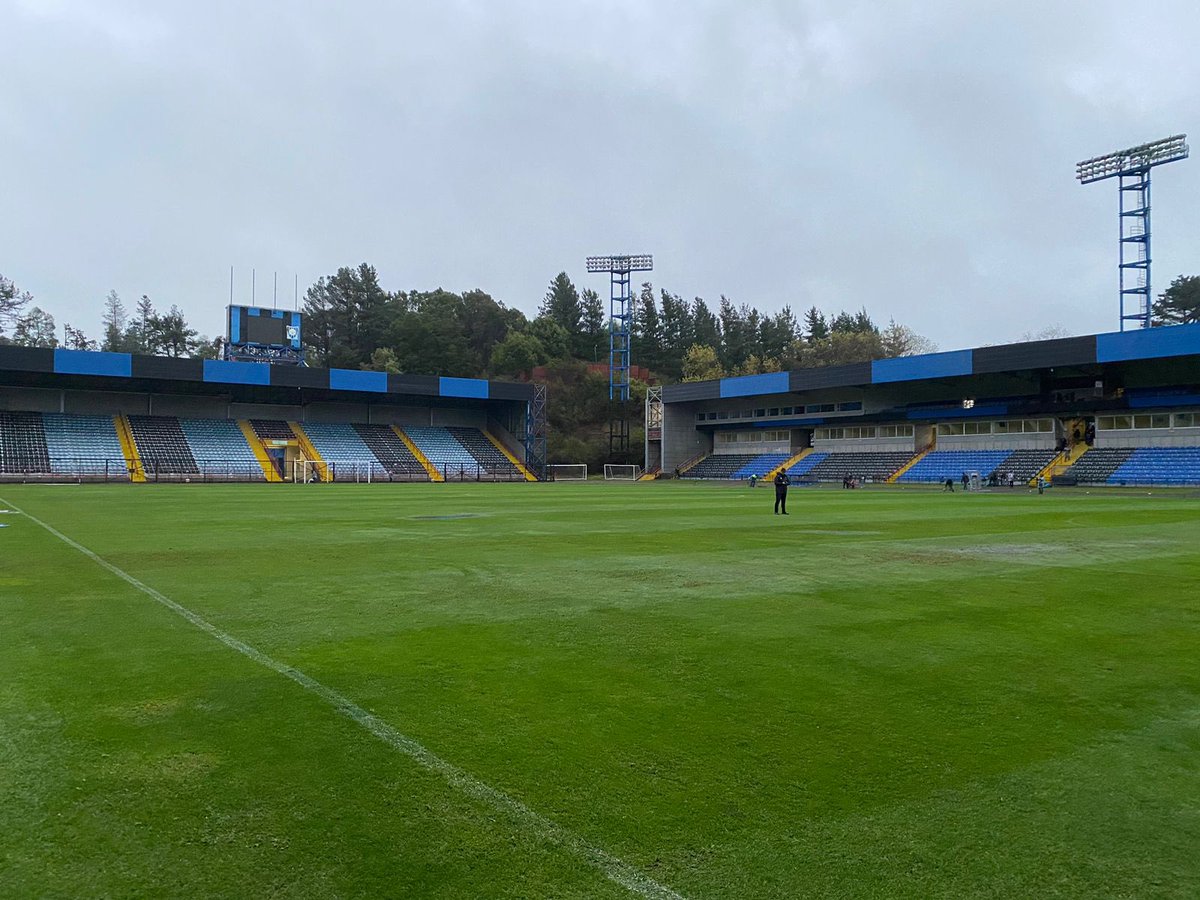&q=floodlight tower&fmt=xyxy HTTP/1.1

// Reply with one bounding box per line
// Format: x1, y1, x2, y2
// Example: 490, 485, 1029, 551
1077, 134, 1189, 330
586, 253, 653, 454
